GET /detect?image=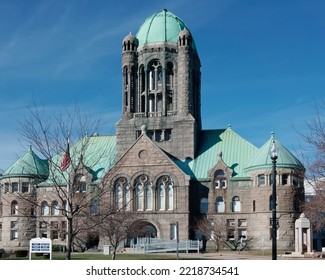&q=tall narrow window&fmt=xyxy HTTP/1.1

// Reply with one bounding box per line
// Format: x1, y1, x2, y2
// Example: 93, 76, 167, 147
145, 184, 153, 210
166, 183, 173, 210
170, 224, 177, 240
124, 184, 131, 211
41, 201, 49, 215
12, 182, 19, 193
11, 230, 18, 240
282, 174, 289, 185
134, 175, 151, 211
158, 183, 165, 210
232, 196, 241, 212
116, 185, 123, 210
157, 176, 174, 211
22, 182, 29, 193
114, 177, 130, 211
11, 201, 18, 215
258, 174, 266, 186
51, 201, 59, 215
165, 129, 172, 140
216, 196, 225, 213
136, 183, 144, 211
